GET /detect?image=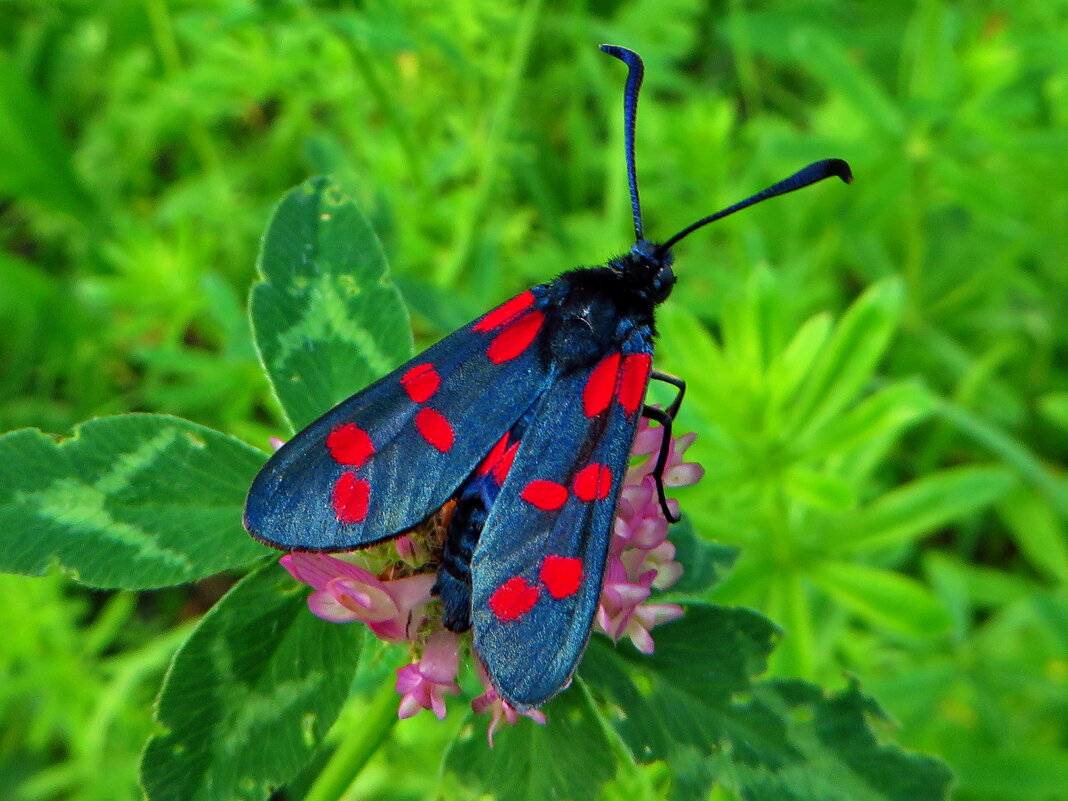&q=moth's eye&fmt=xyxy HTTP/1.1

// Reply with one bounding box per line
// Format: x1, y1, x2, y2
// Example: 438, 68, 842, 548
653, 266, 676, 300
